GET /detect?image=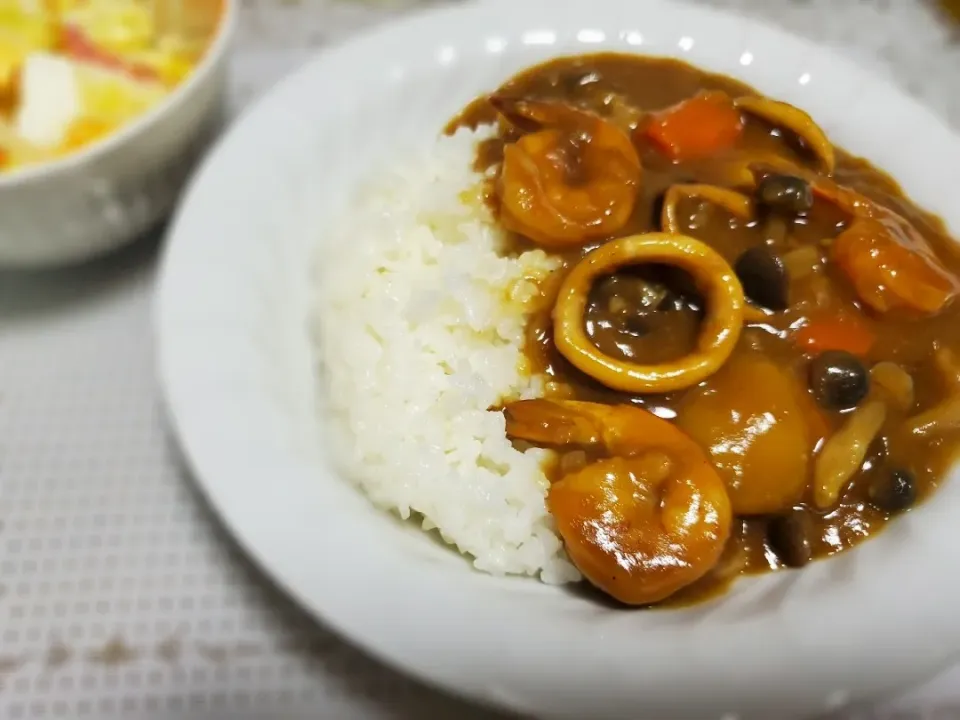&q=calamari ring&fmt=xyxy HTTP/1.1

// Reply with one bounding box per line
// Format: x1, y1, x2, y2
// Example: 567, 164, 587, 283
715, 153, 808, 190
661, 184, 754, 235
661, 185, 788, 323
735, 96, 836, 174
553, 233, 746, 394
